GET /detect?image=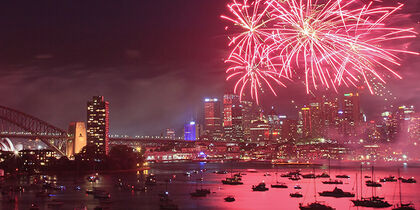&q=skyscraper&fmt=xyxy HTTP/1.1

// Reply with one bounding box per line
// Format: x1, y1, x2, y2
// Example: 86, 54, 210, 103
166, 129, 176, 139
87, 96, 109, 156
342, 93, 361, 137
223, 94, 243, 141
66, 122, 87, 158
204, 98, 222, 140
184, 121, 197, 141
